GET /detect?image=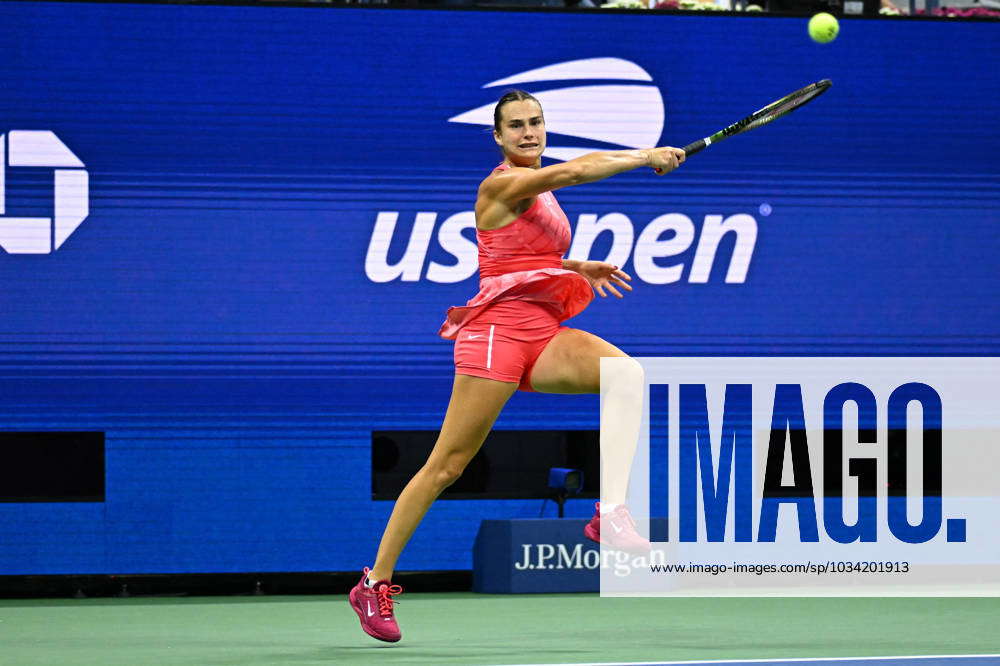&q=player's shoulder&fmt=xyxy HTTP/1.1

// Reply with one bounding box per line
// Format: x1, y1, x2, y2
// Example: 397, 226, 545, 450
479, 165, 533, 194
